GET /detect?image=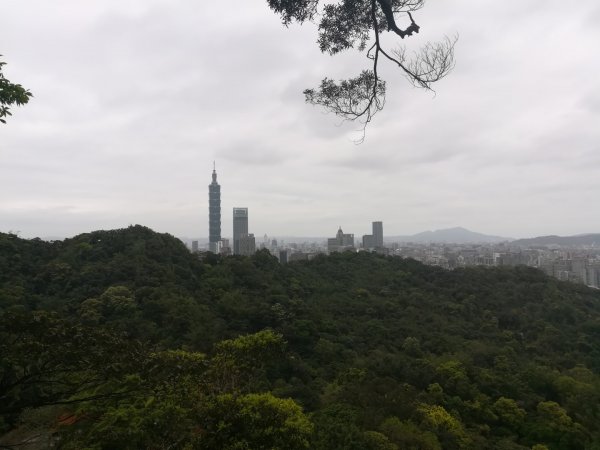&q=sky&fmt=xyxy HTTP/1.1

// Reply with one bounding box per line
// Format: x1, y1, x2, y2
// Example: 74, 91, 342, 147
1, 0, 599, 240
